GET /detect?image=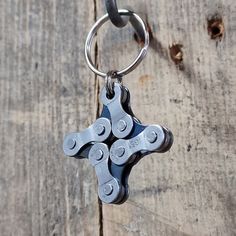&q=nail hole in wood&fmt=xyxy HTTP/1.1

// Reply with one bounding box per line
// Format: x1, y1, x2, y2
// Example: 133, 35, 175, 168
207, 16, 224, 40
169, 43, 183, 65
